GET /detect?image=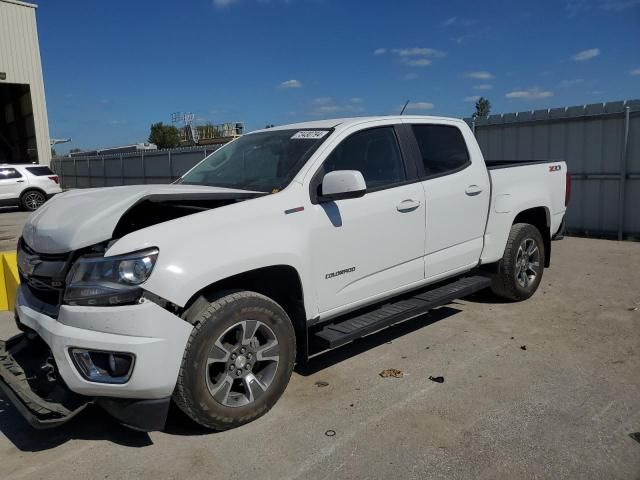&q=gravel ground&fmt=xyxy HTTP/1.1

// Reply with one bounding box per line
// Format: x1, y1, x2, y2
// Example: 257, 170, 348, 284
0, 211, 638, 479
